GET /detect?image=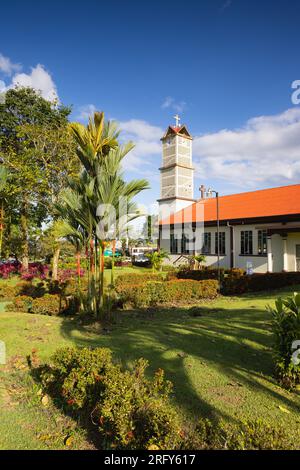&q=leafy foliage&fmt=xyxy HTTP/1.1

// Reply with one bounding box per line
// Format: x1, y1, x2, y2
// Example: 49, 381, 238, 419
37, 347, 181, 450
119, 279, 218, 308
268, 292, 300, 388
